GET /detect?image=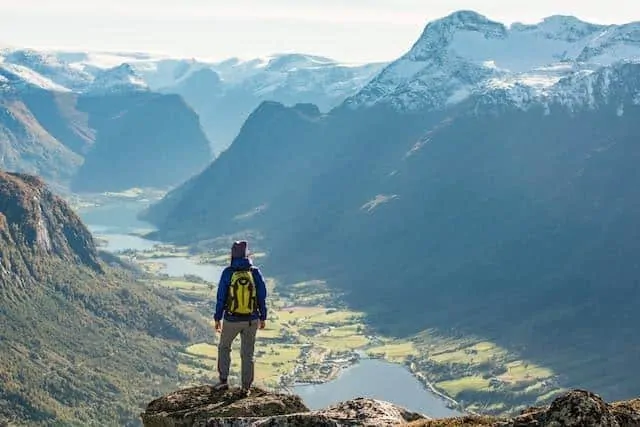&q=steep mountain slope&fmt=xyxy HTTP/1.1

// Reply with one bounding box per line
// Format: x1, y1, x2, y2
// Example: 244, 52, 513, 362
143, 11, 640, 405
0, 170, 208, 426
70, 92, 211, 192
0, 94, 82, 182
0, 59, 211, 190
